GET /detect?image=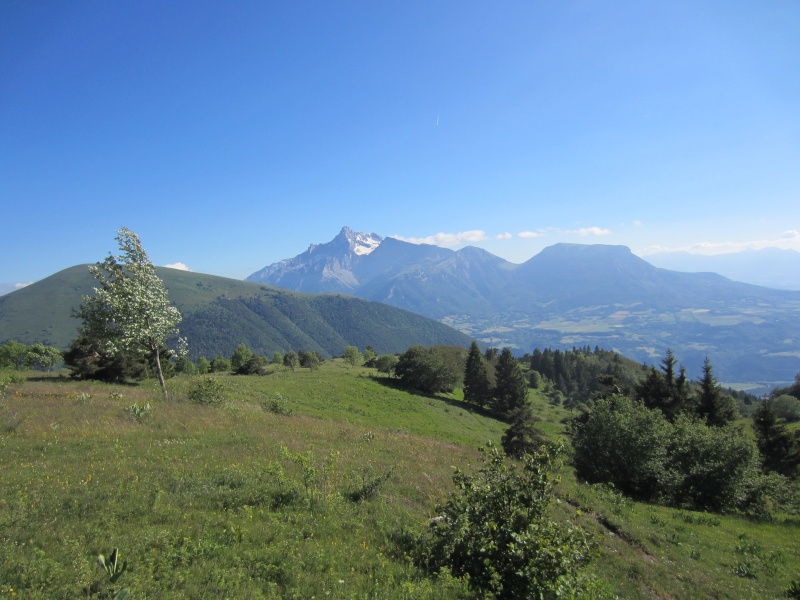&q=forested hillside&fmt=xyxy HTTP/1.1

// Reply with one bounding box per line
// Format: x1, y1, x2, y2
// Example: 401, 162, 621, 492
0, 265, 473, 360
